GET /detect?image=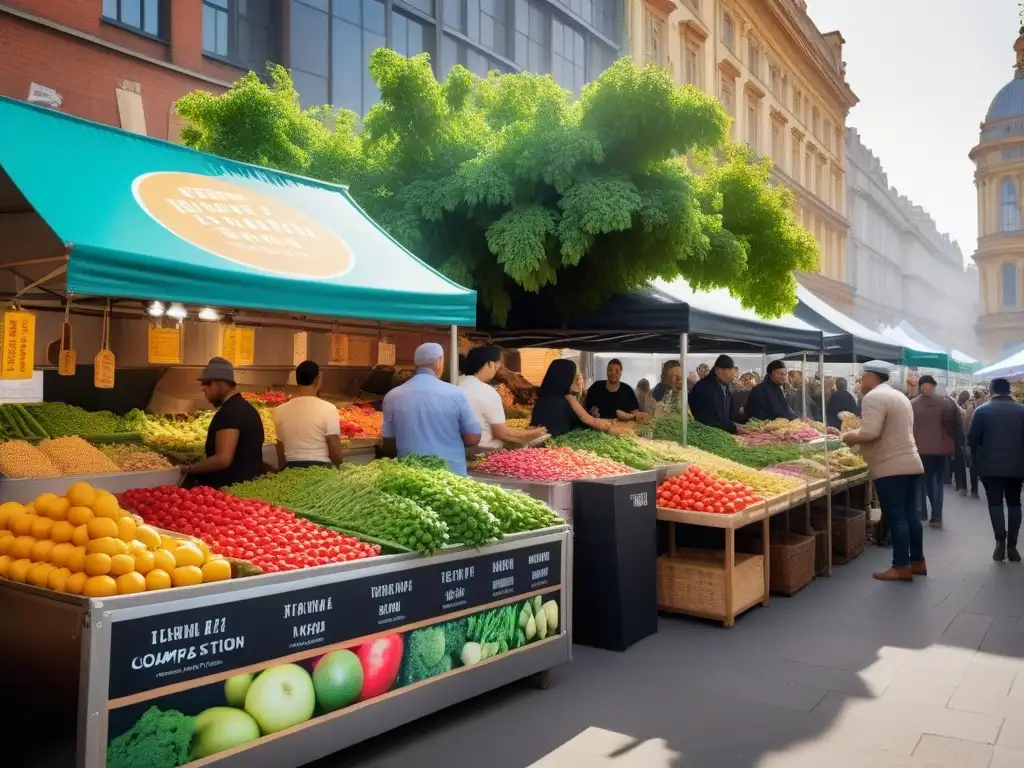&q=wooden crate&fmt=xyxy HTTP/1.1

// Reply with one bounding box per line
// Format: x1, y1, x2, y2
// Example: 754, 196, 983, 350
657, 548, 764, 626
742, 532, 816, 596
